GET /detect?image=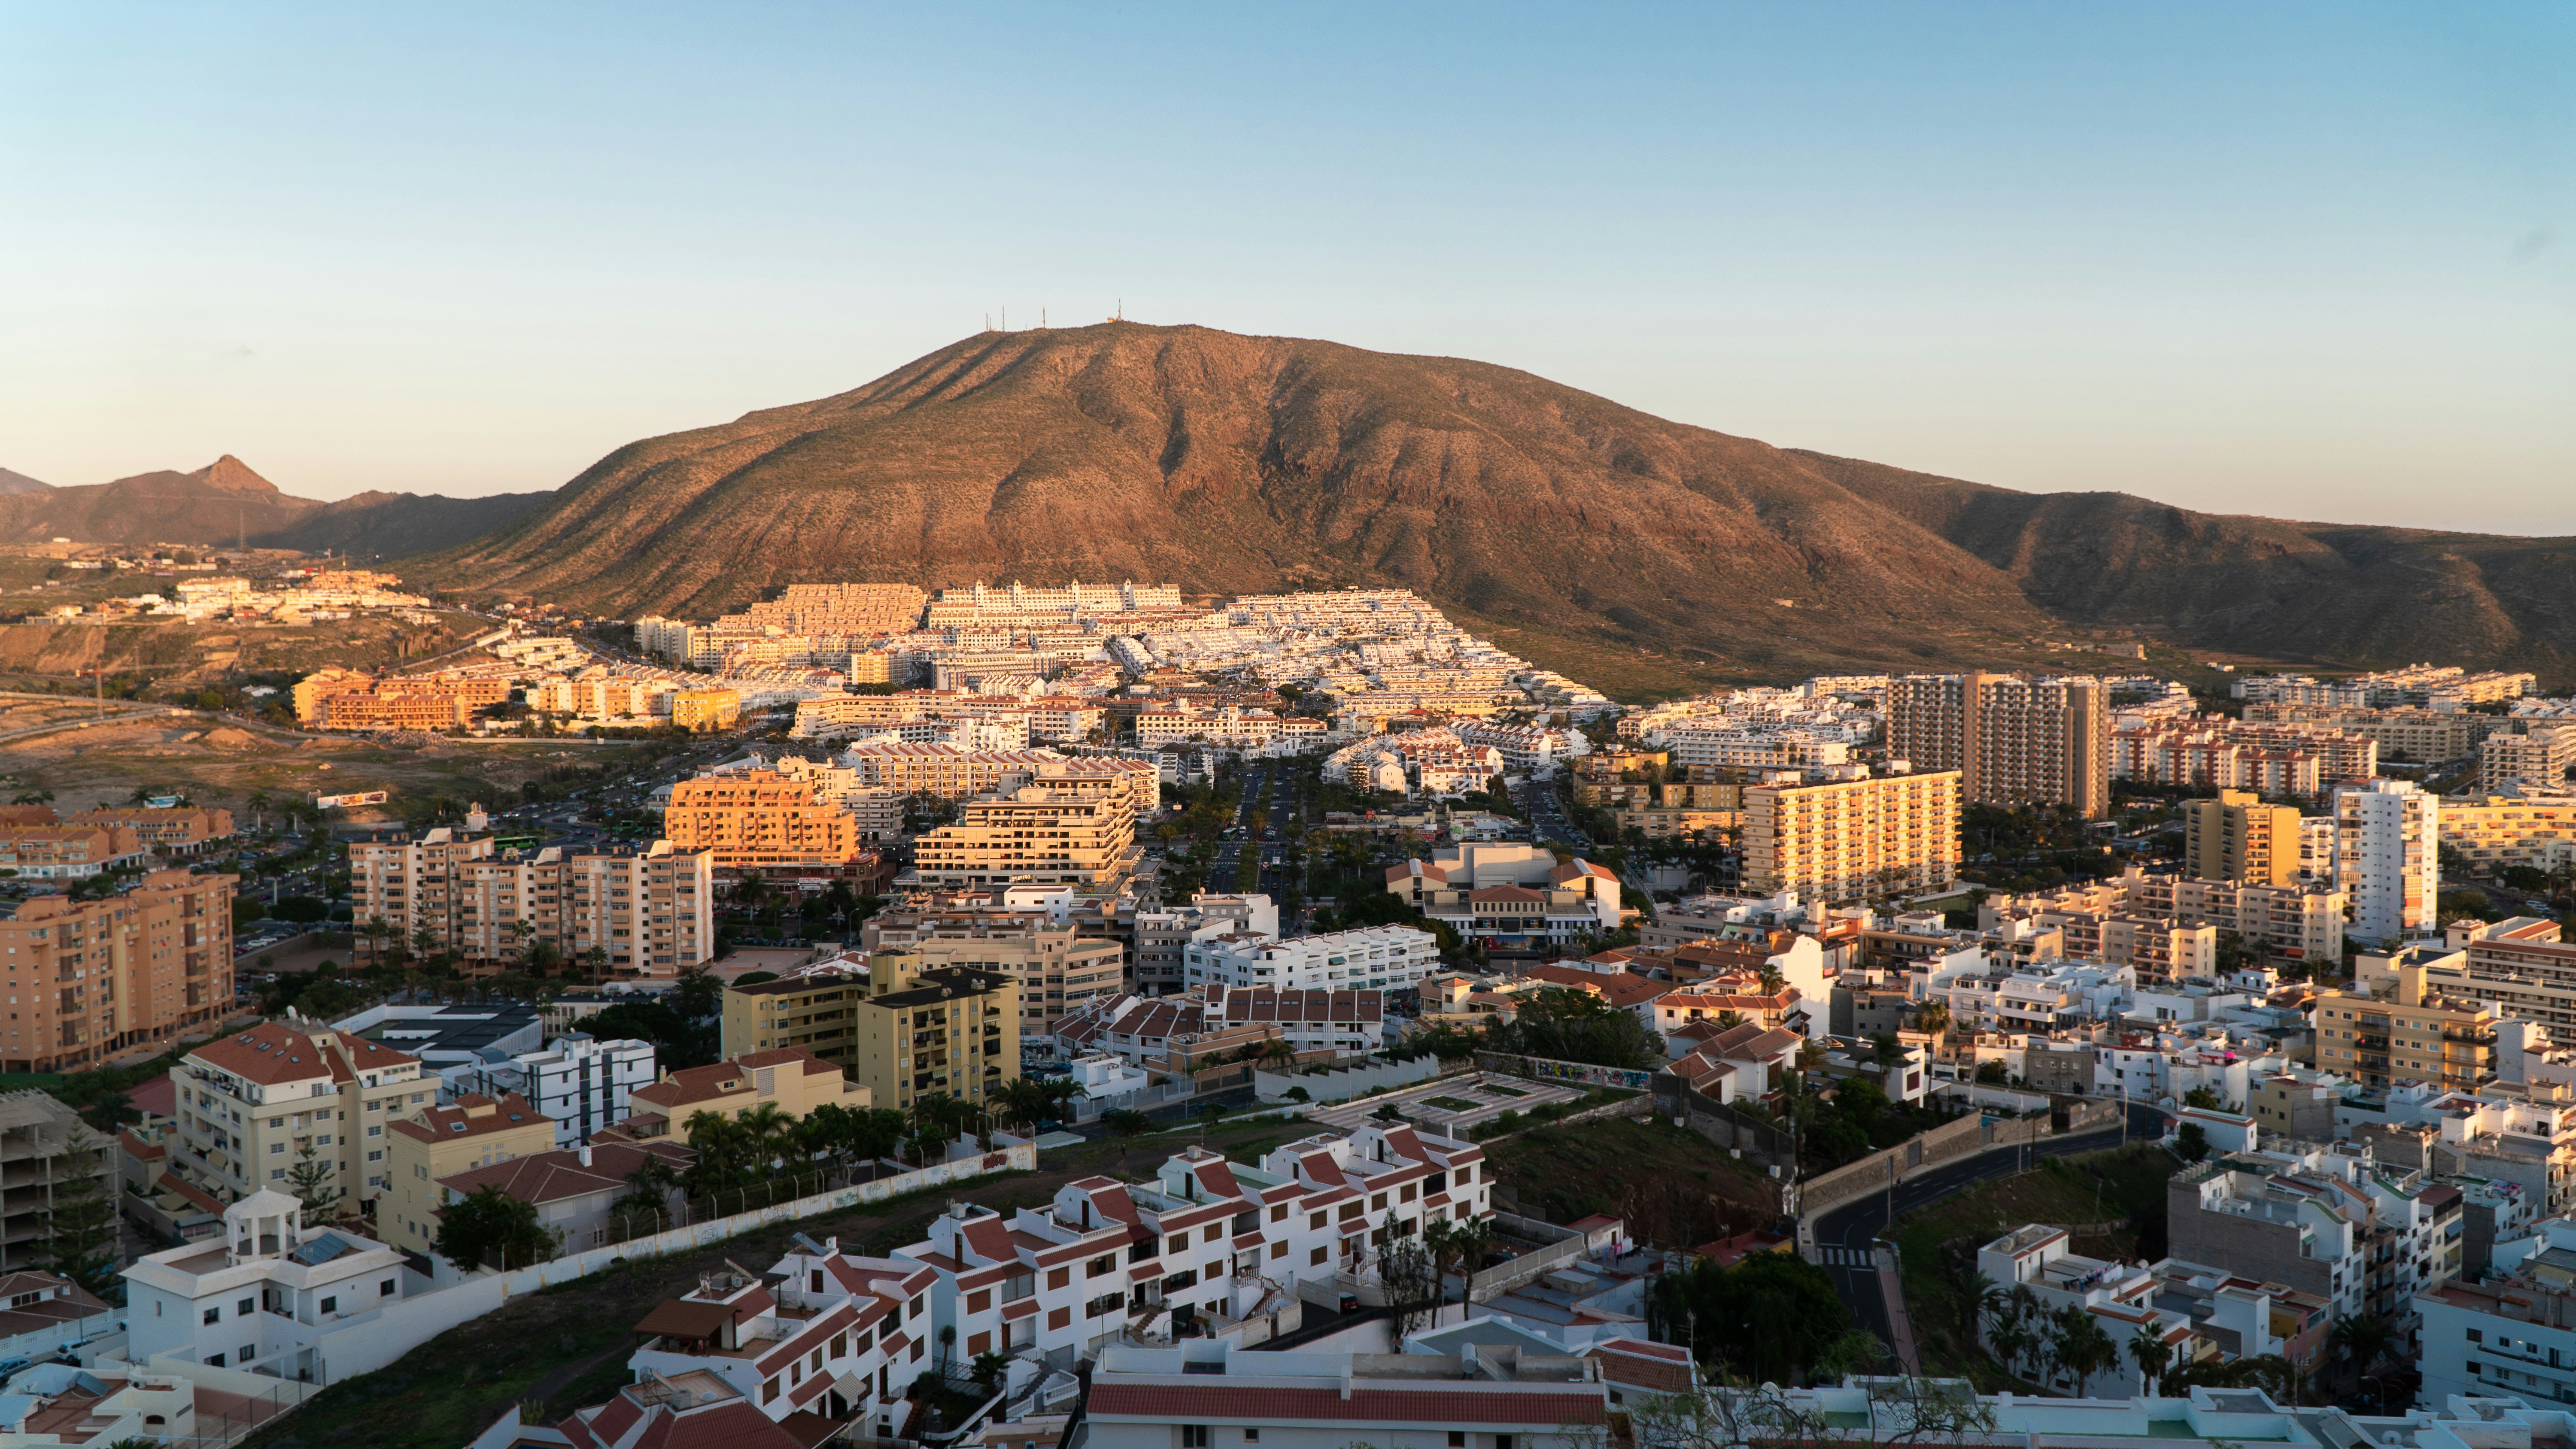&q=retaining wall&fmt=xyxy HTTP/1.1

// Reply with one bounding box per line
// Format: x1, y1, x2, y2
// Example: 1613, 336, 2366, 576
301, 1146, 1038, 1383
